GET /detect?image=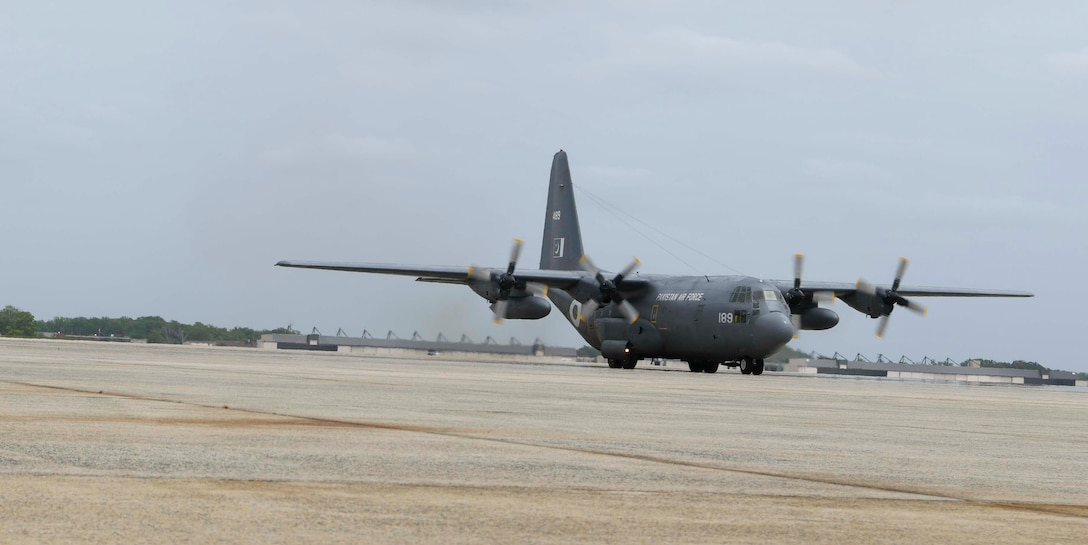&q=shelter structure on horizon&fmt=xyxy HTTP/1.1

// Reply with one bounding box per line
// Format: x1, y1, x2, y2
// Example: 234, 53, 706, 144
258, 332, 578, 362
